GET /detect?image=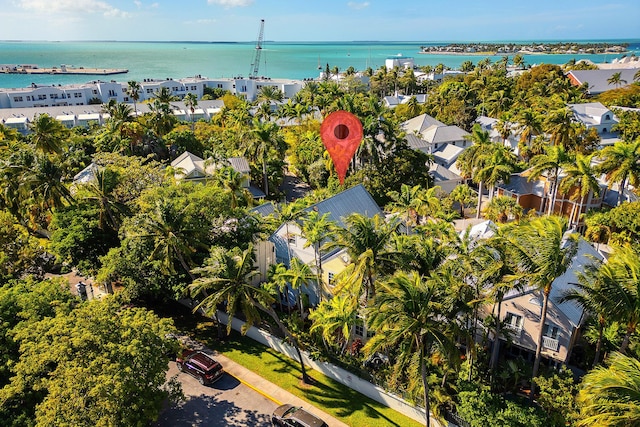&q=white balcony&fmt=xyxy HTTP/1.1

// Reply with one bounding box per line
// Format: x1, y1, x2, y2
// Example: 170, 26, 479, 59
504, 323, 523, 338
542, 336, 559, 351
